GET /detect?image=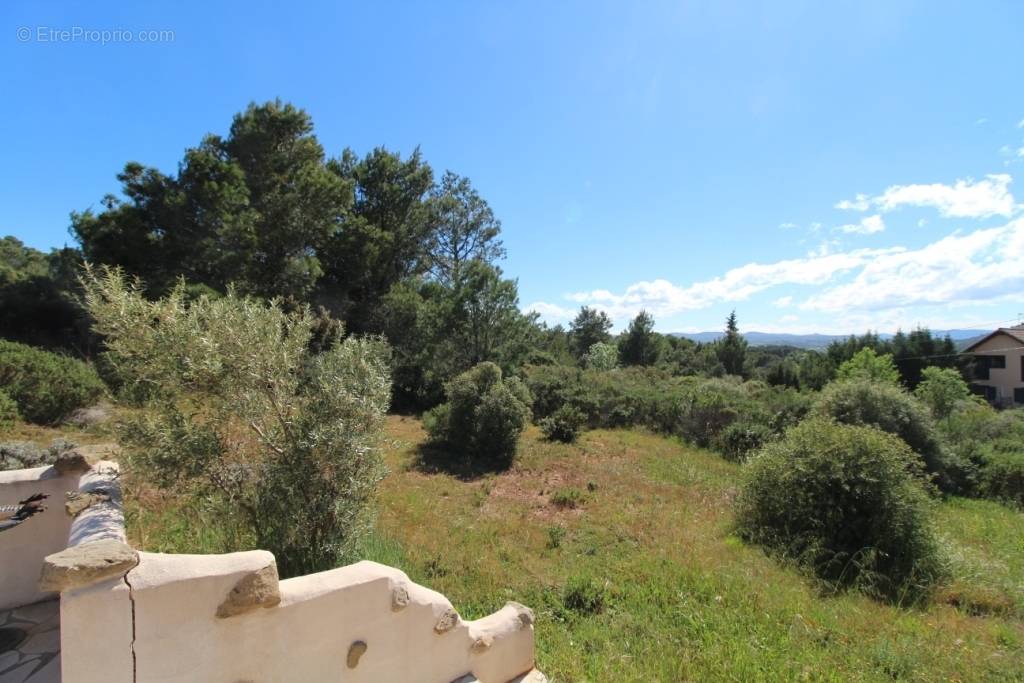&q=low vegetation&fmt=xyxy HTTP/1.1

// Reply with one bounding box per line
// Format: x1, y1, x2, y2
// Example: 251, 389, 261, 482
0, 338, 105, 424
82, 267, 392, 577
111, 418, 1024, 680
736, 418, 944, 601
